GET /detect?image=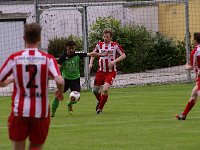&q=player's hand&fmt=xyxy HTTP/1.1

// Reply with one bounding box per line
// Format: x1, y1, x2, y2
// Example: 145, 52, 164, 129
103, 51, 109, 57
185, 64, 193, 70
55, 90, 64, 101
108, 61, 116, 69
